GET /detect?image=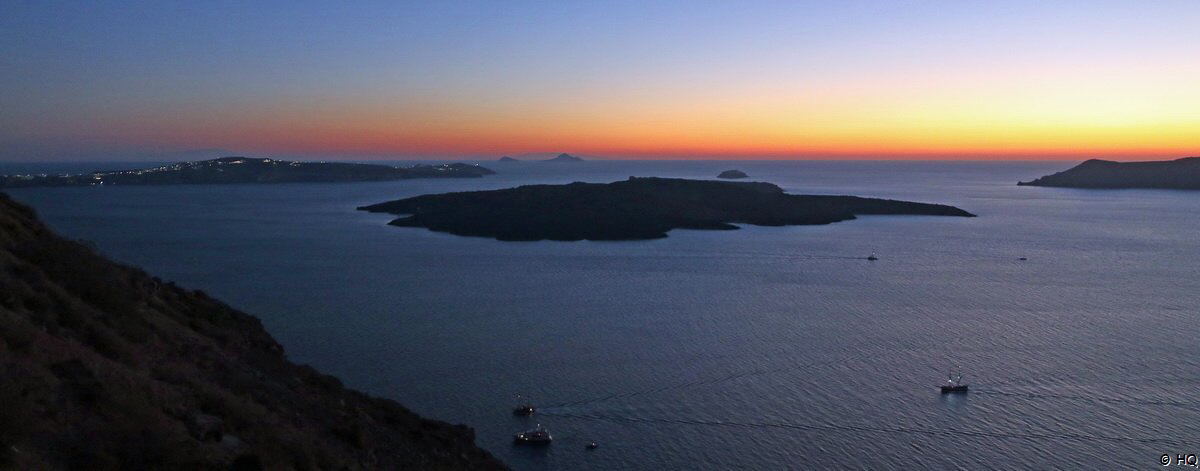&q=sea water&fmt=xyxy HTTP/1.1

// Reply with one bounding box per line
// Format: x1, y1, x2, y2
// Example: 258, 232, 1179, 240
7, 160, 1198, 469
